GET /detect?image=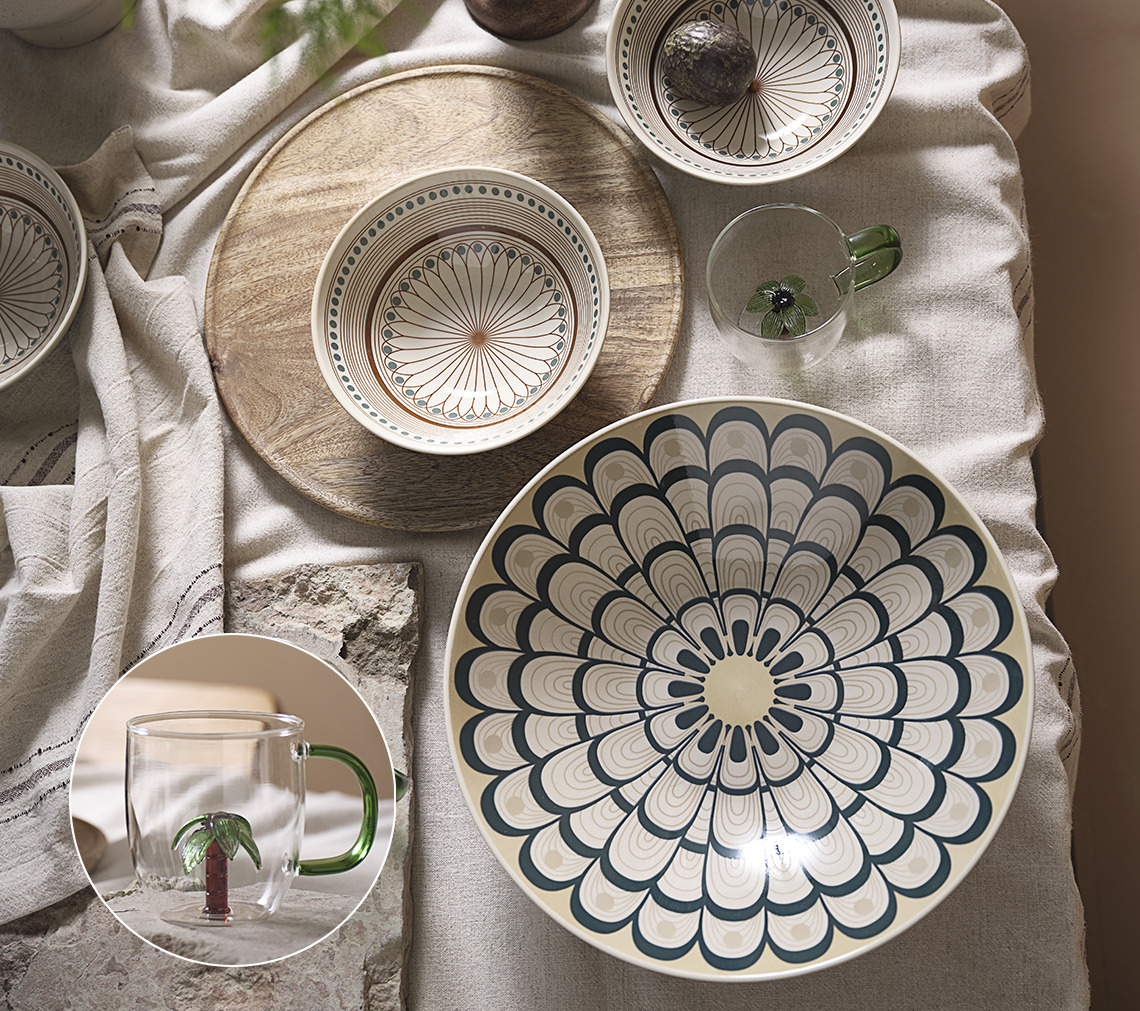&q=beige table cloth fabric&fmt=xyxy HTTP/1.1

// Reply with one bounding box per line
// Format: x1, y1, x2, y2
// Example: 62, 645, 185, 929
0, 126, 226, 926
0, 0, 1086, 1006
